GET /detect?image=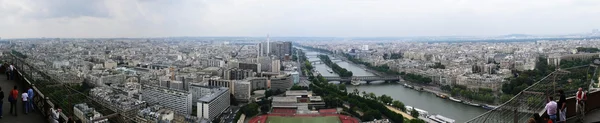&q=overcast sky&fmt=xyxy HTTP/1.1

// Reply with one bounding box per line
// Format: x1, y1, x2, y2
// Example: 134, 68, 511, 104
1, 0, 599, 38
